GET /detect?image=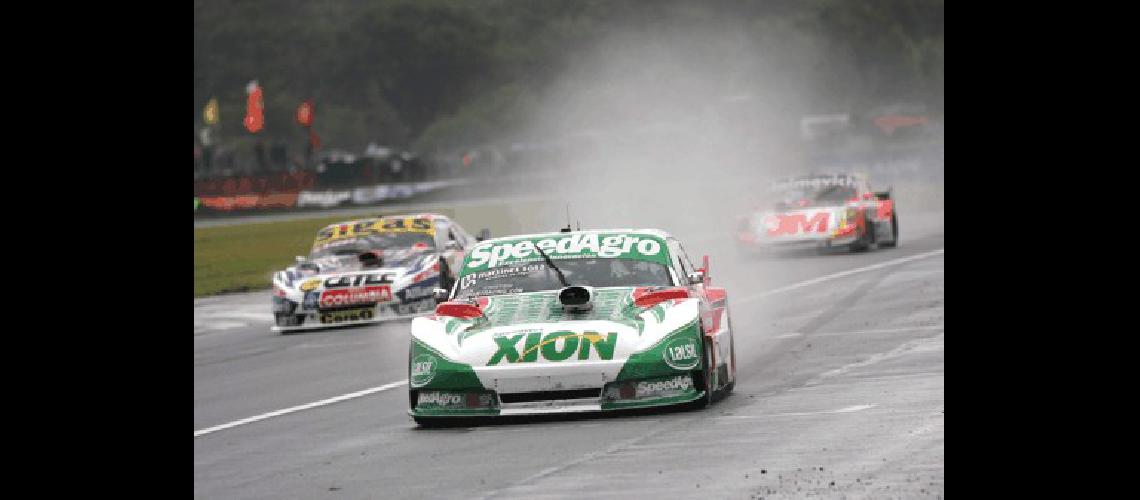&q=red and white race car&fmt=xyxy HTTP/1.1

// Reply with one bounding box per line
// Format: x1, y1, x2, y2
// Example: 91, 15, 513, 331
736, 173, 898, 254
